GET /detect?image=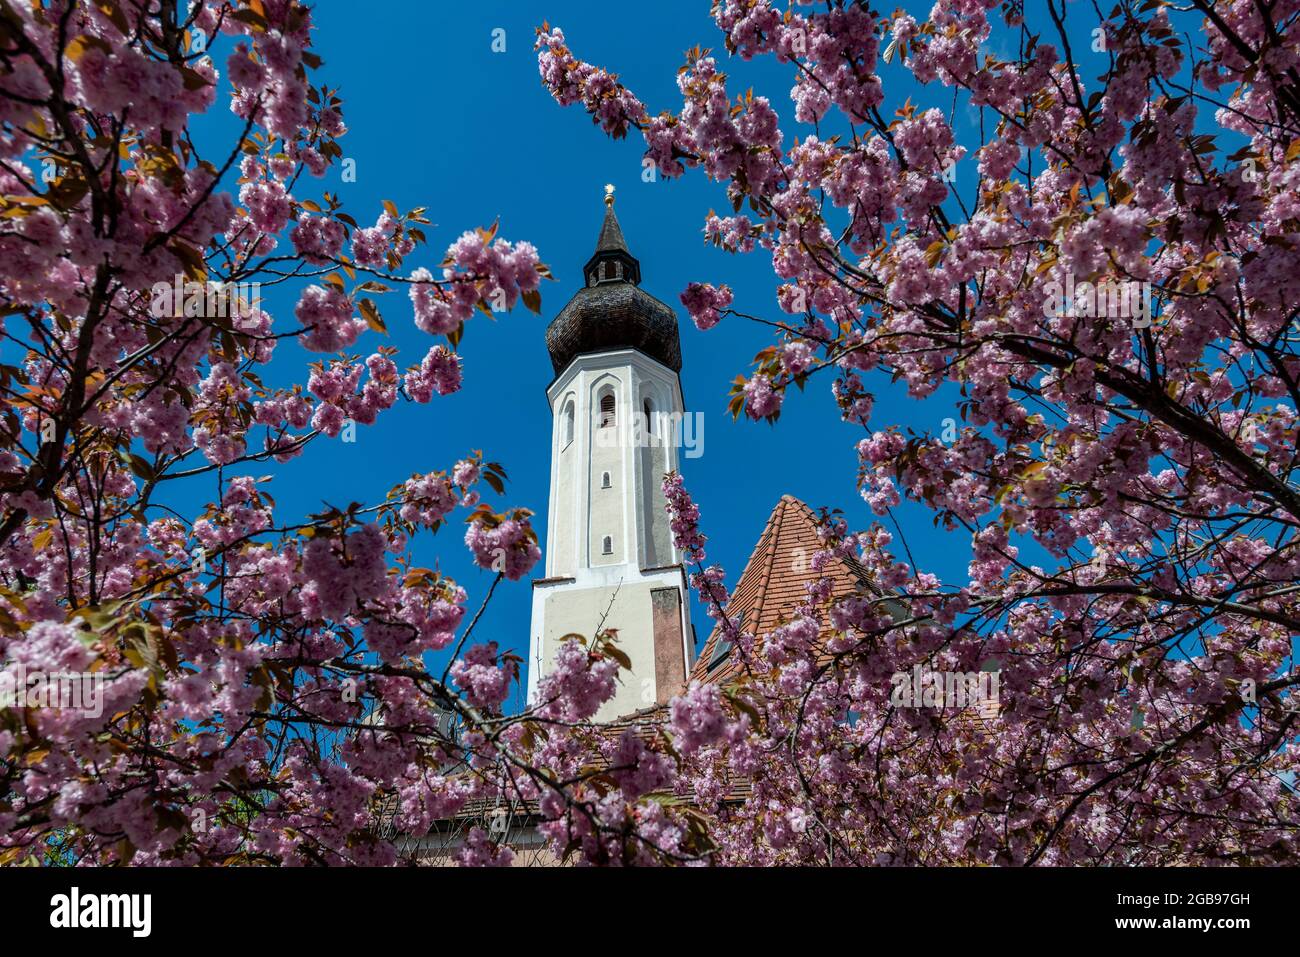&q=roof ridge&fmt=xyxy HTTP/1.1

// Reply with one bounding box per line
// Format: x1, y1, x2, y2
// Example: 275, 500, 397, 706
778, 495, 879, 588
704, 496, 795, 642
750, 498, 785, 634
